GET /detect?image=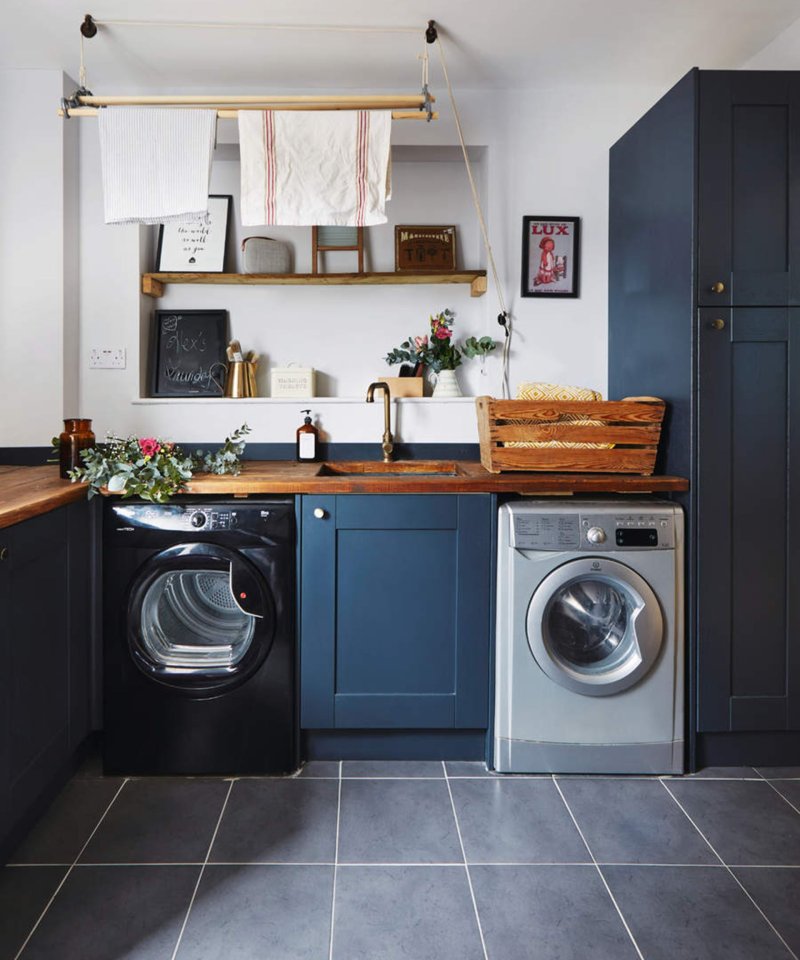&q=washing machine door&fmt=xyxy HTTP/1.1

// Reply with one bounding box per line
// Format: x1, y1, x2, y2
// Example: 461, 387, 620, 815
526, 557, 663, 697
127, 543, 276, 695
